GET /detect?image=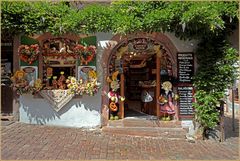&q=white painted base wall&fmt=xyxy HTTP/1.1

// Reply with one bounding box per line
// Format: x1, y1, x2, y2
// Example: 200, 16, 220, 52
19, 92, 101, 128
